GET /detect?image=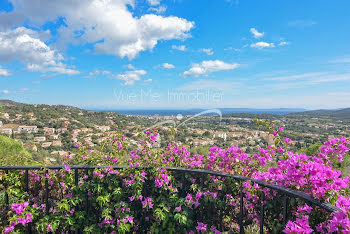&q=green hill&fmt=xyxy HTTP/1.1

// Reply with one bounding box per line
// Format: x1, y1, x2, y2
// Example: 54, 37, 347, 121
288, 108, 350, 120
